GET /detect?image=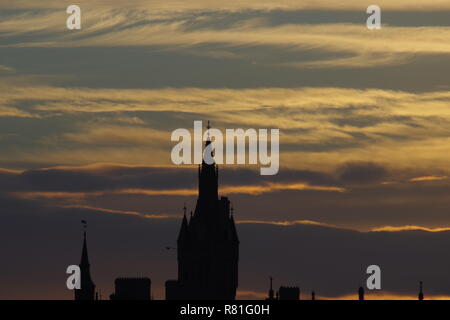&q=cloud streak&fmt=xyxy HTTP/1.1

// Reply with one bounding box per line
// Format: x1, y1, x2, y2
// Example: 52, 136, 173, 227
3, 1, 450, 11
3, 7, 450, 68
2, 84, 450, 171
